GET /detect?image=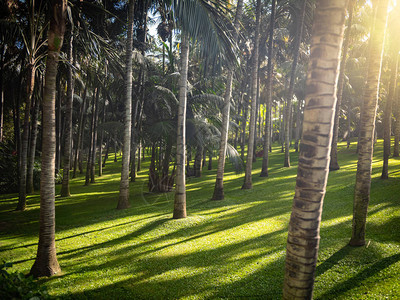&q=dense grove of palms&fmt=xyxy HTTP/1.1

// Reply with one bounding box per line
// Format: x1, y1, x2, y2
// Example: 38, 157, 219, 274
1, 0, 399, 297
